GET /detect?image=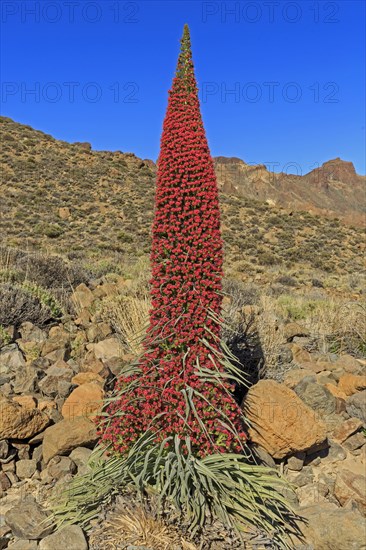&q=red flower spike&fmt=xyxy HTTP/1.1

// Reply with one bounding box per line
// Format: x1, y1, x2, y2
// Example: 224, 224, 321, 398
100, 24, 246, 457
